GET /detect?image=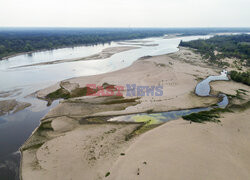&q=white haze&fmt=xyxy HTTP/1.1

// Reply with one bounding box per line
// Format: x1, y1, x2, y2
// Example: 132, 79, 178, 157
0, 0, 249, 27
